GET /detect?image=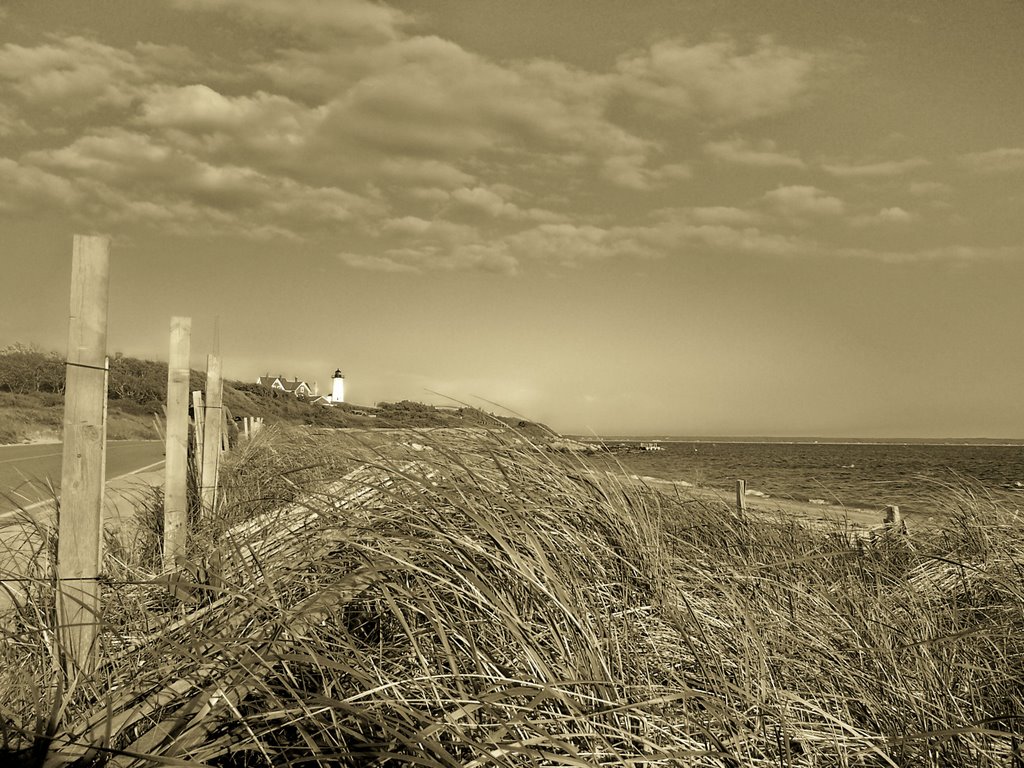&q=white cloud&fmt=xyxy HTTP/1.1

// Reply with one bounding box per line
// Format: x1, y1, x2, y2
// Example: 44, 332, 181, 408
139, 85, 311, 131
822, 157, 930, 177
877, 206, 913, 222
0, 36, 145, 112
704, 137, 805, 168
763, 185, 844, 217
616, 36, 819, 123
958, 147, 1024, 174
314, 35, 648, 171
23, 129, 383, 234
451, 187, 521, 218
851, 206, 915, 226
0, 157, 81, 212
600, 155, 691, 190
